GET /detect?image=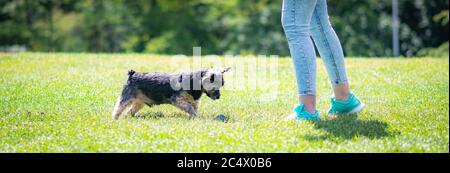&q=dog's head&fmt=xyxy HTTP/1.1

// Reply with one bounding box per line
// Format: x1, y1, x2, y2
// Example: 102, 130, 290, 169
201, 67, 231, 100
